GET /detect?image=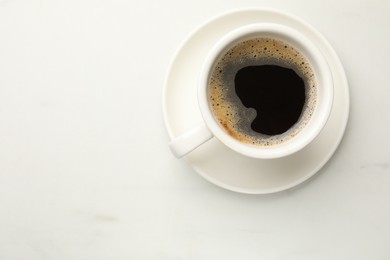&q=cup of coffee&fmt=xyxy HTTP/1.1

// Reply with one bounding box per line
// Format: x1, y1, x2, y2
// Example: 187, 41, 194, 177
169, 23, 333, 159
